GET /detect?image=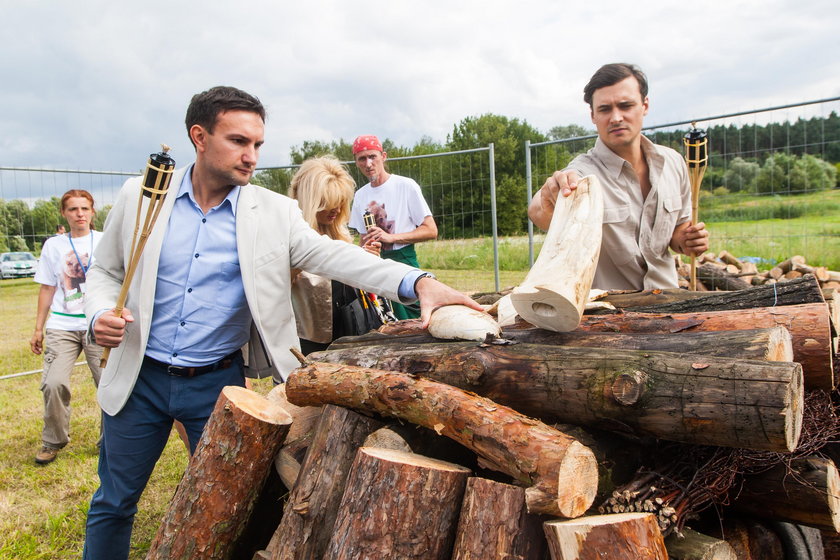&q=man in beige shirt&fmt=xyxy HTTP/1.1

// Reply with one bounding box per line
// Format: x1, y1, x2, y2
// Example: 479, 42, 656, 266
529, 63, 709, 290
